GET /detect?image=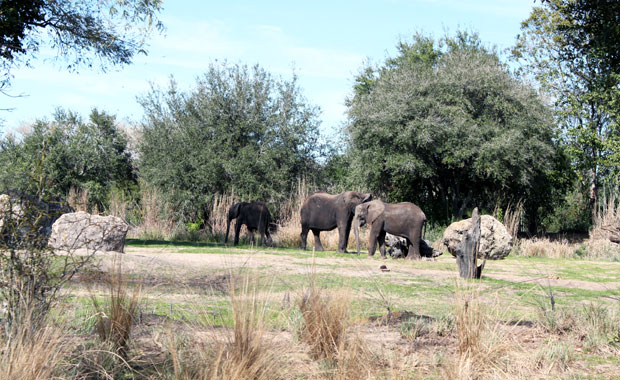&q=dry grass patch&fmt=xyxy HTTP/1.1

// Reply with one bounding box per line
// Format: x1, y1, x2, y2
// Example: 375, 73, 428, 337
90, 258, 142, 359
0, 320, 68, 380
442, 285, 513, 380
515, 237, 576, 258
298, 281, 376, 379
170, 273, 287, 380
